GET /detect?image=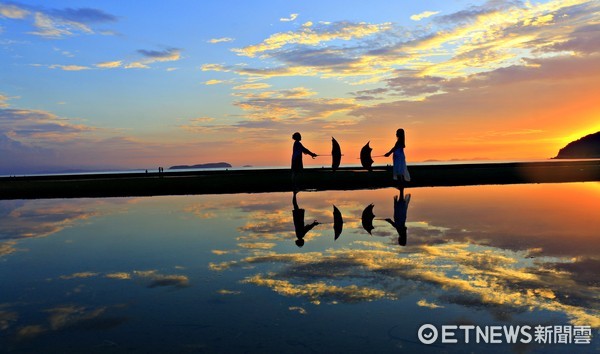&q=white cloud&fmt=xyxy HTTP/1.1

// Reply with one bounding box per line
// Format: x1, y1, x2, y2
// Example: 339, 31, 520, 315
0, 3, 29, 19
410, 10, 440, 21
124, 62, 149, 69
0, 94, 10, 108
2, 3, 117, 38
49, 64, 91, 71
233, 83, 271, 90
208, 37, 234, 44
280, 13, 299, 22
95, 60, 122, 69
29, 12, 79, 38
201, 63, 230, 72
233, 21, 392, 57
205, 79, 225, 85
